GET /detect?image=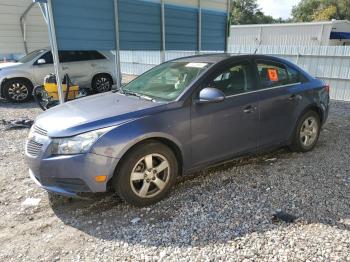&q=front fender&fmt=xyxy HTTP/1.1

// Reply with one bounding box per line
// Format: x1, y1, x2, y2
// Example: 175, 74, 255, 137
92, 121, 185, 160
91, 105, 191, 173
0, 70, 36, 87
